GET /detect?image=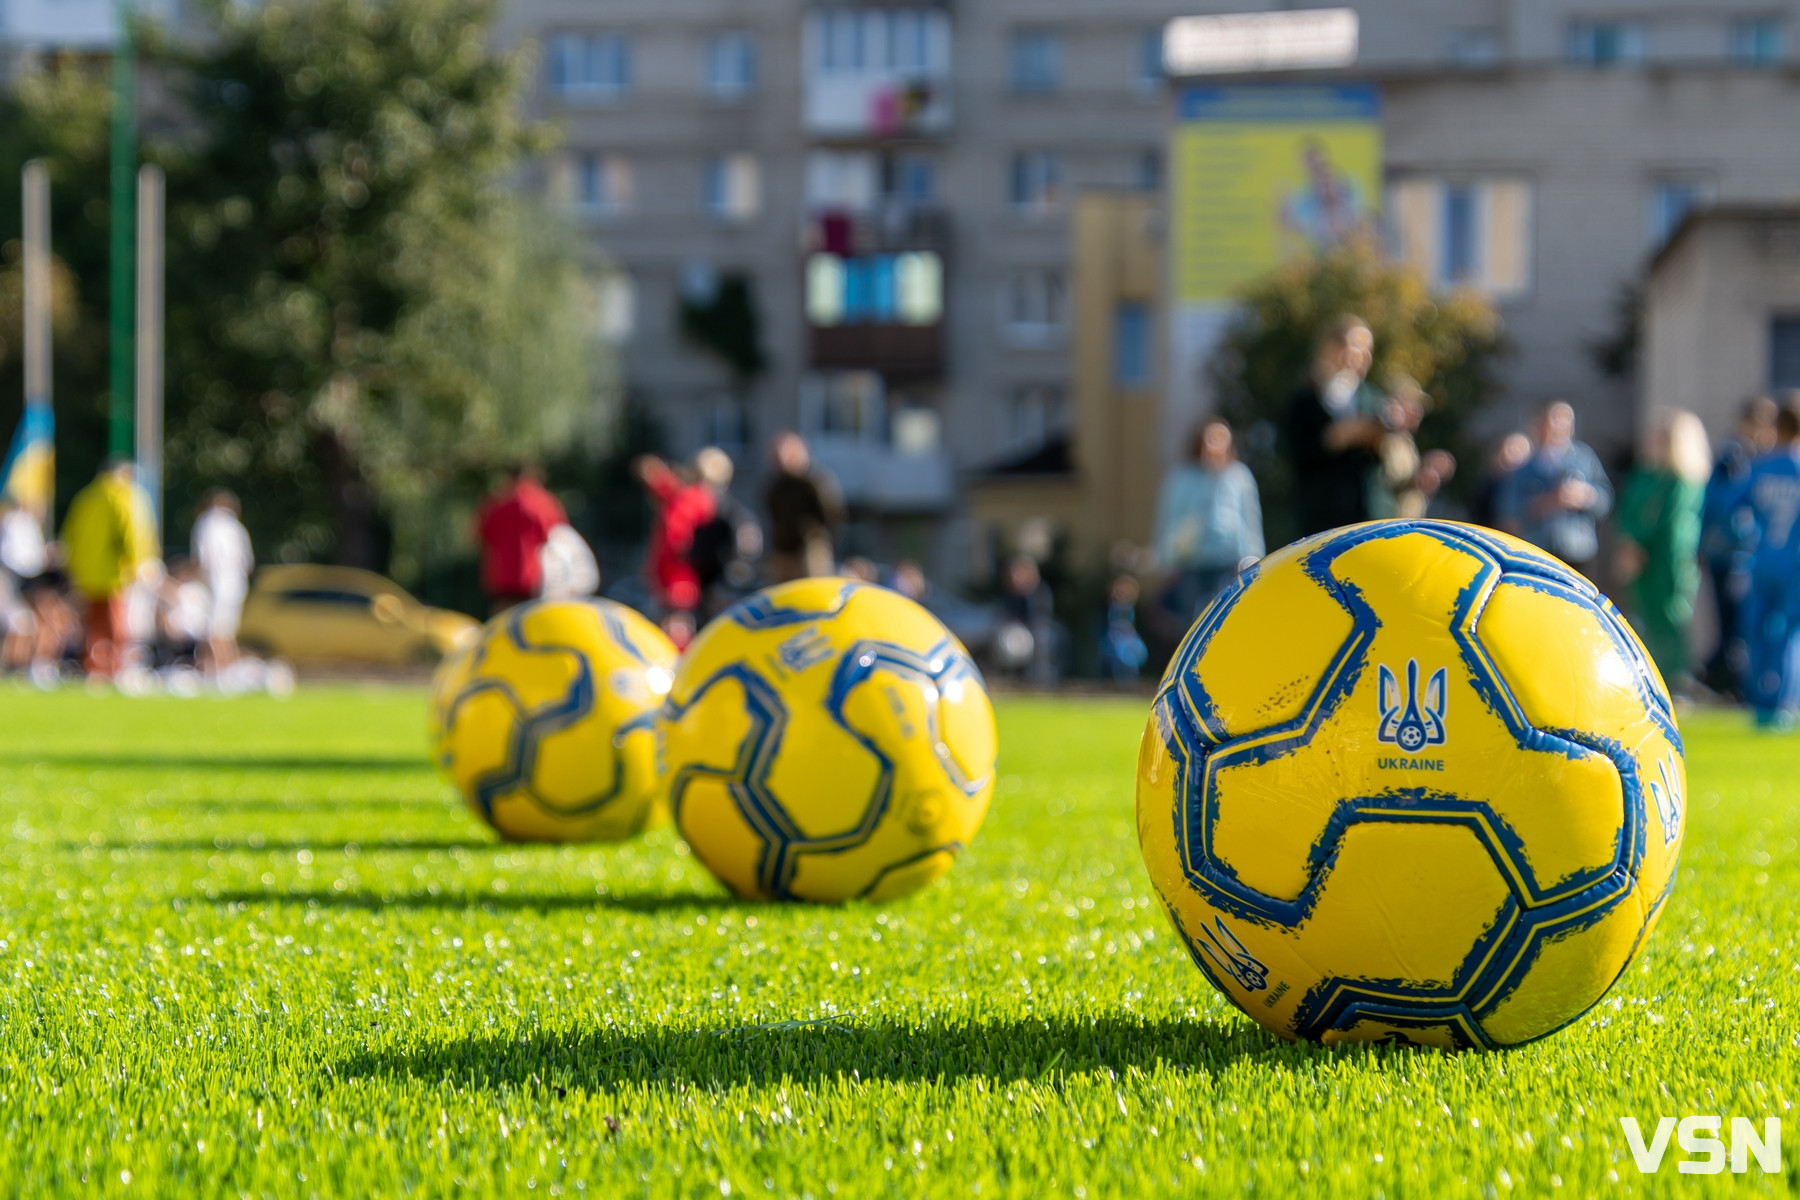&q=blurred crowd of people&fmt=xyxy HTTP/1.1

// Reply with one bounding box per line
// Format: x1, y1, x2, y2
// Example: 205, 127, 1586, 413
472, 349, 1800, 712
0, 458, 268, 692
476, 432, 860, 651
1129, 312, 1800, 724
24, 330, 1800, 709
